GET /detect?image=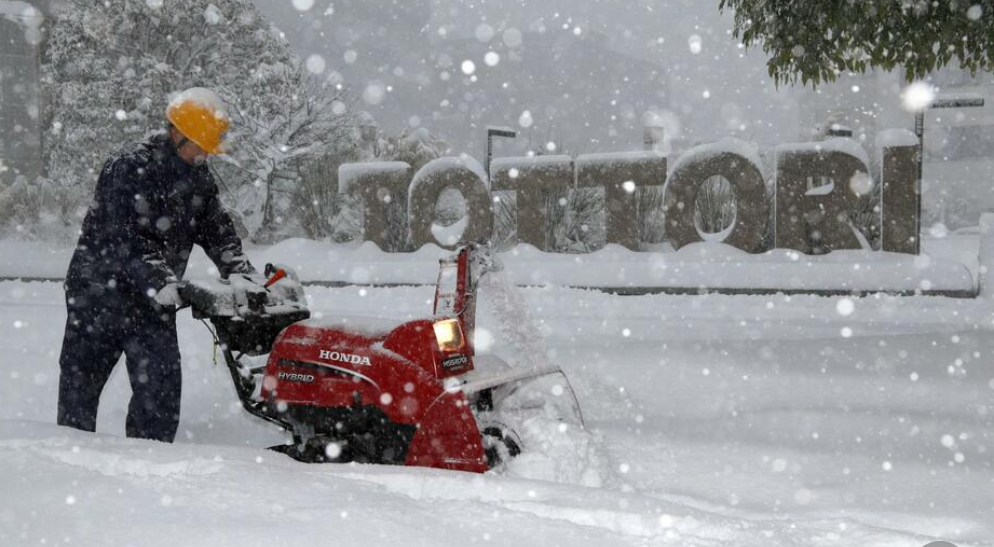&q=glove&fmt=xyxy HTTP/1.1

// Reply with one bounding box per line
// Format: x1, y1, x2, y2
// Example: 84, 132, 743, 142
153, 282, 183, 307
